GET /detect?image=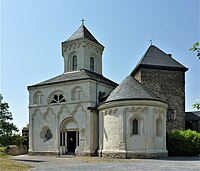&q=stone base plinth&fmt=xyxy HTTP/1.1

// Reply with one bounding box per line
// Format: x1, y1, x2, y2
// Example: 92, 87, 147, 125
28, 151, 59, 156
102, 150, 126, 159
101, 150, 168, 159
127, 151, 168, 159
